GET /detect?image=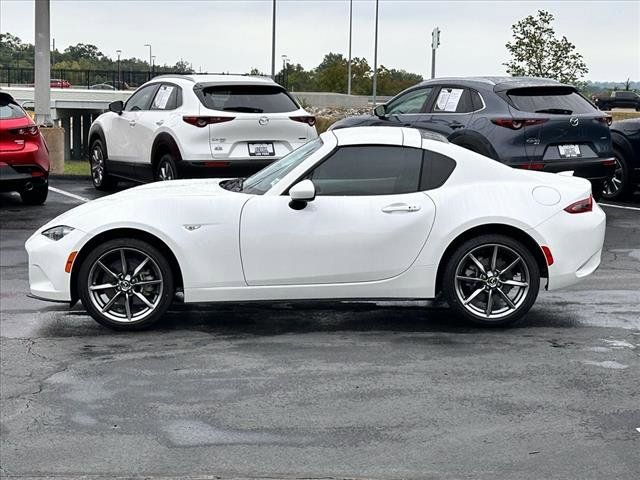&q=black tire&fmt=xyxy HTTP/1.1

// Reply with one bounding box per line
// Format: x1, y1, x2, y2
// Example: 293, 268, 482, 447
601, 148, 631, 200
154, 153, 178, 181
77, 238, 175, 330
90, 138, 117, 191
443, 234, 540, 327
20, 183, 48, 205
